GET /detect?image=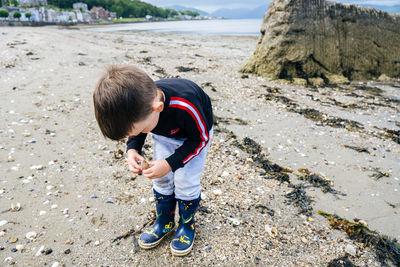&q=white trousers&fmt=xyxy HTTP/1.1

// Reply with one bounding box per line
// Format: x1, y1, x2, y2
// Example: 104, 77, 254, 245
151, 128, 213, 200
